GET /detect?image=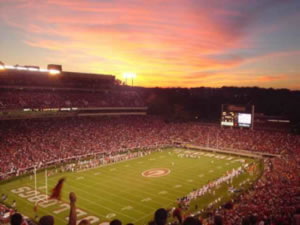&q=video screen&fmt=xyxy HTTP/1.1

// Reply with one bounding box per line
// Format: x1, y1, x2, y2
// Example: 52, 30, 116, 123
238, 113, 252, 127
